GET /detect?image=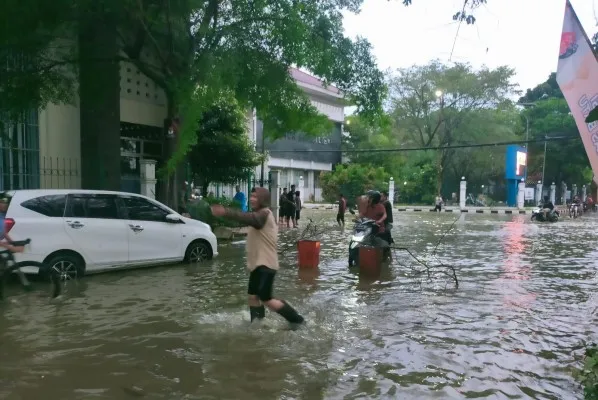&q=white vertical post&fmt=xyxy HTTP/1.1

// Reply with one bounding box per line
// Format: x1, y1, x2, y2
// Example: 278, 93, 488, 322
270, 170, 280, 221
517, 178, 525, 209
572, 184, 577, 198
535, 181, 543, 205
388, 177, 395, 206
298, 175, 304, 205
550, 182, 556, 205
459, 177, 466, 209
582, 185, 587, 202
140, 159, 157, 199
